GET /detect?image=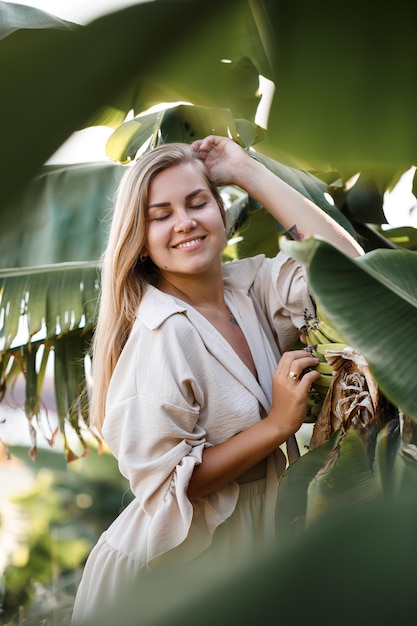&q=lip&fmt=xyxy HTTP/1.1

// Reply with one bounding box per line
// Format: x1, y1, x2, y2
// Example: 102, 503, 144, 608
173, 236, 206, 250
